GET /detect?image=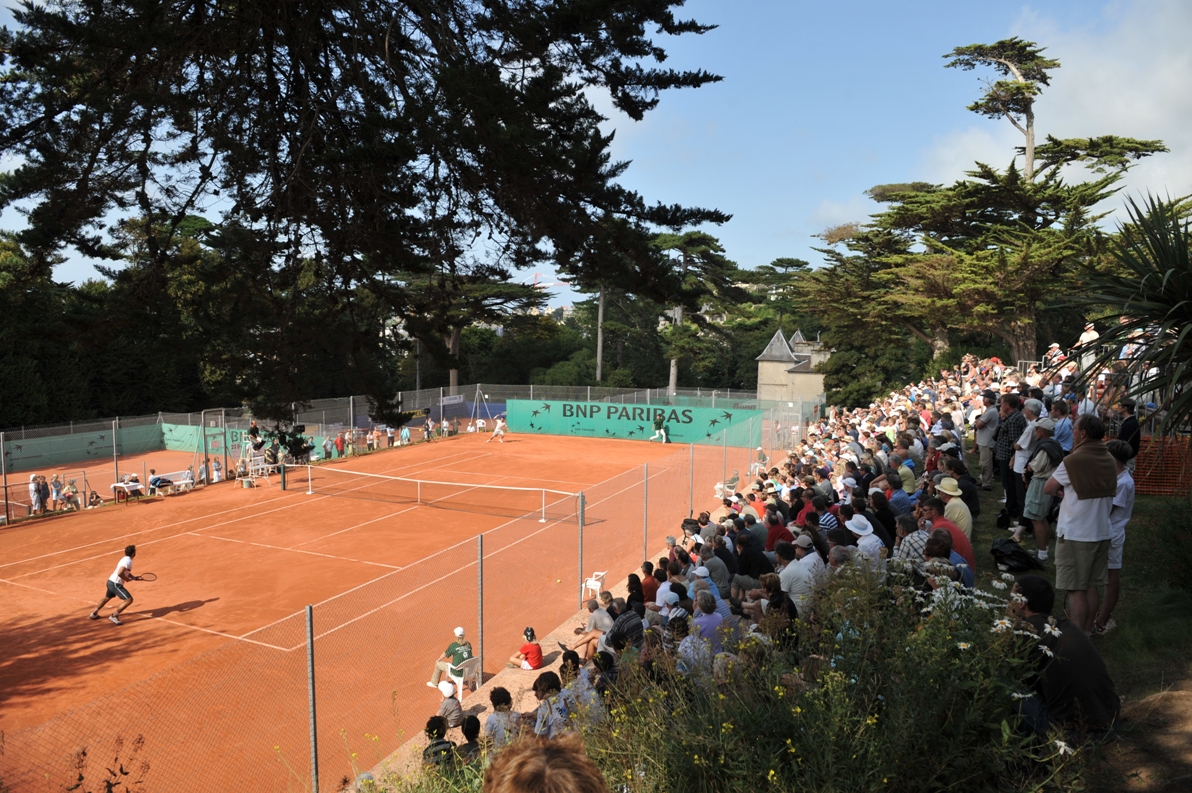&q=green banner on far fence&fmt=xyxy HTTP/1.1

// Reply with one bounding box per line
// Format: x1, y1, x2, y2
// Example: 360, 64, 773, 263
506, 399, 762, 446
